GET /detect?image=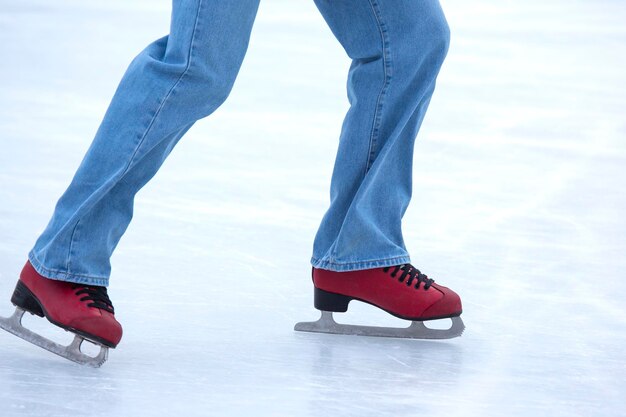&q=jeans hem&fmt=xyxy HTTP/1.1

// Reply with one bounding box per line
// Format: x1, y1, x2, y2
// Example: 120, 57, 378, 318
28, 251, 110, 287
310, 255, 411, 272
